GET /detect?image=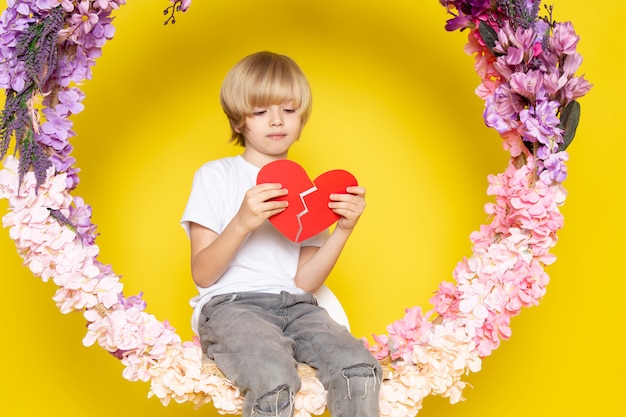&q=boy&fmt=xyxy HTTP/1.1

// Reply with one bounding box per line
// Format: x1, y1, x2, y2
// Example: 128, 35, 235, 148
181, 51, 381, 417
